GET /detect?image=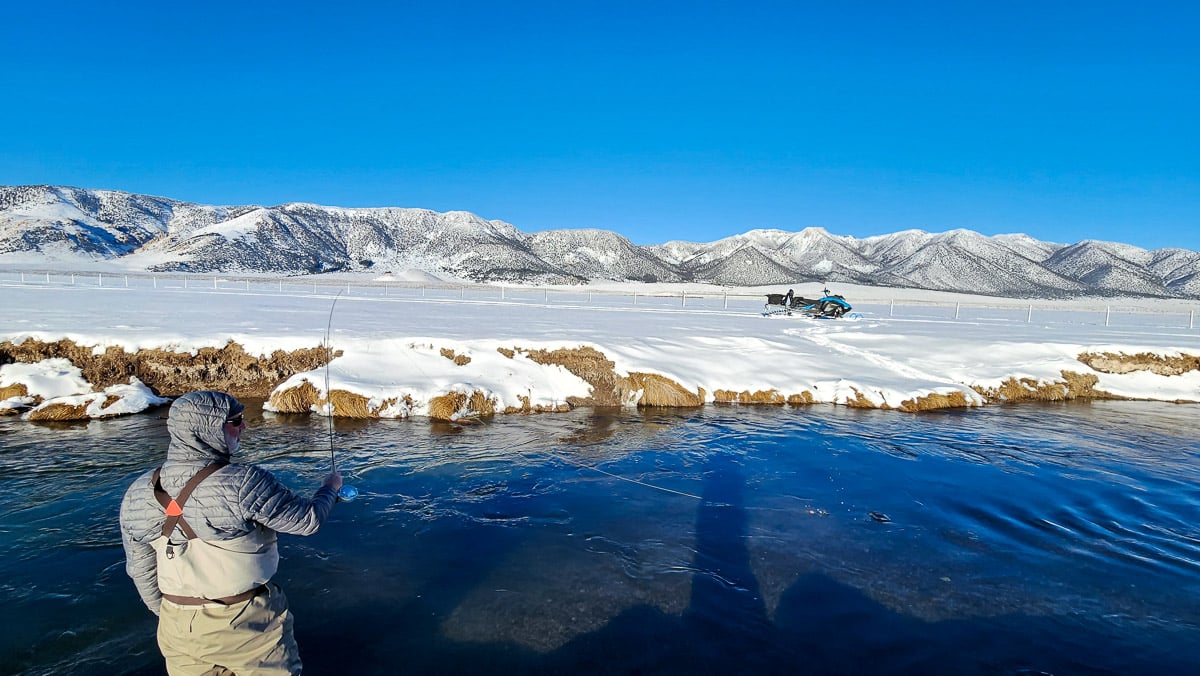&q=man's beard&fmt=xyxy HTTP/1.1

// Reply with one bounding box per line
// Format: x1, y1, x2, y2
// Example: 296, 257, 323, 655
223, 429, 240, 455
